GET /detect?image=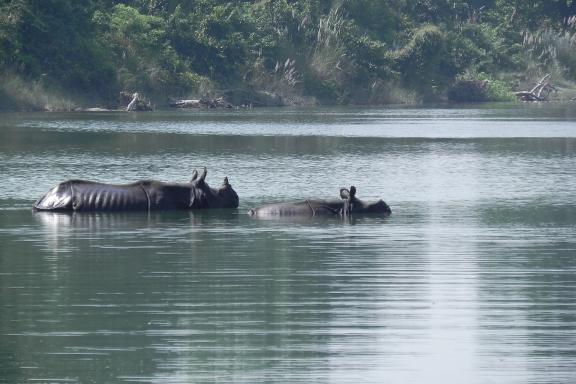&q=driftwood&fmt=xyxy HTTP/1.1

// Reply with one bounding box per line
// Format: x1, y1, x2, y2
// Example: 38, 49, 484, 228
120, 91, 152, 111
68, 92, 152, 112
169, 90, 284, 109
169, 99, 201, 108
126, 92, 139, 111
515, 74, 558, 101
222, 89, 283, 107
168, 97, 232, 109
82, 107, 113, 112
